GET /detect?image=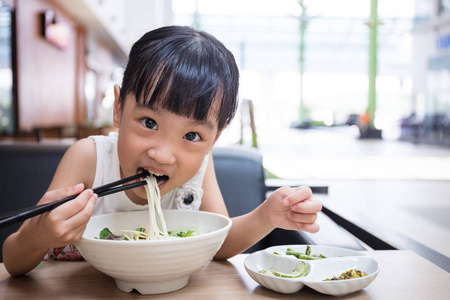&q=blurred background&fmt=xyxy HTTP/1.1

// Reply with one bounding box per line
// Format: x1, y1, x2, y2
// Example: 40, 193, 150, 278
0, 0, 449, 268
0, 0, 445, 143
